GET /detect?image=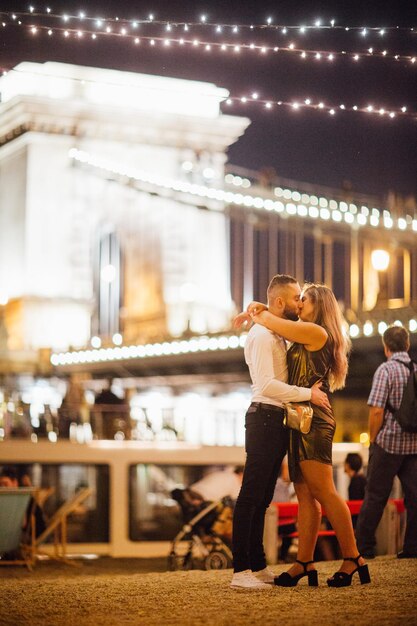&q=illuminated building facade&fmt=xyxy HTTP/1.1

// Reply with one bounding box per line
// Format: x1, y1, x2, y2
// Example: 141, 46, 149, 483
0, 61, 249, 352
0, 61, 416, 446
